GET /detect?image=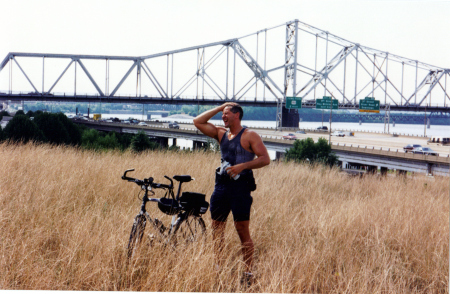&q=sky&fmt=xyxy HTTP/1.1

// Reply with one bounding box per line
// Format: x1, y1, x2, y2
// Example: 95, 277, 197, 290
2, 0, 450, 67
1, 0, 450, 98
